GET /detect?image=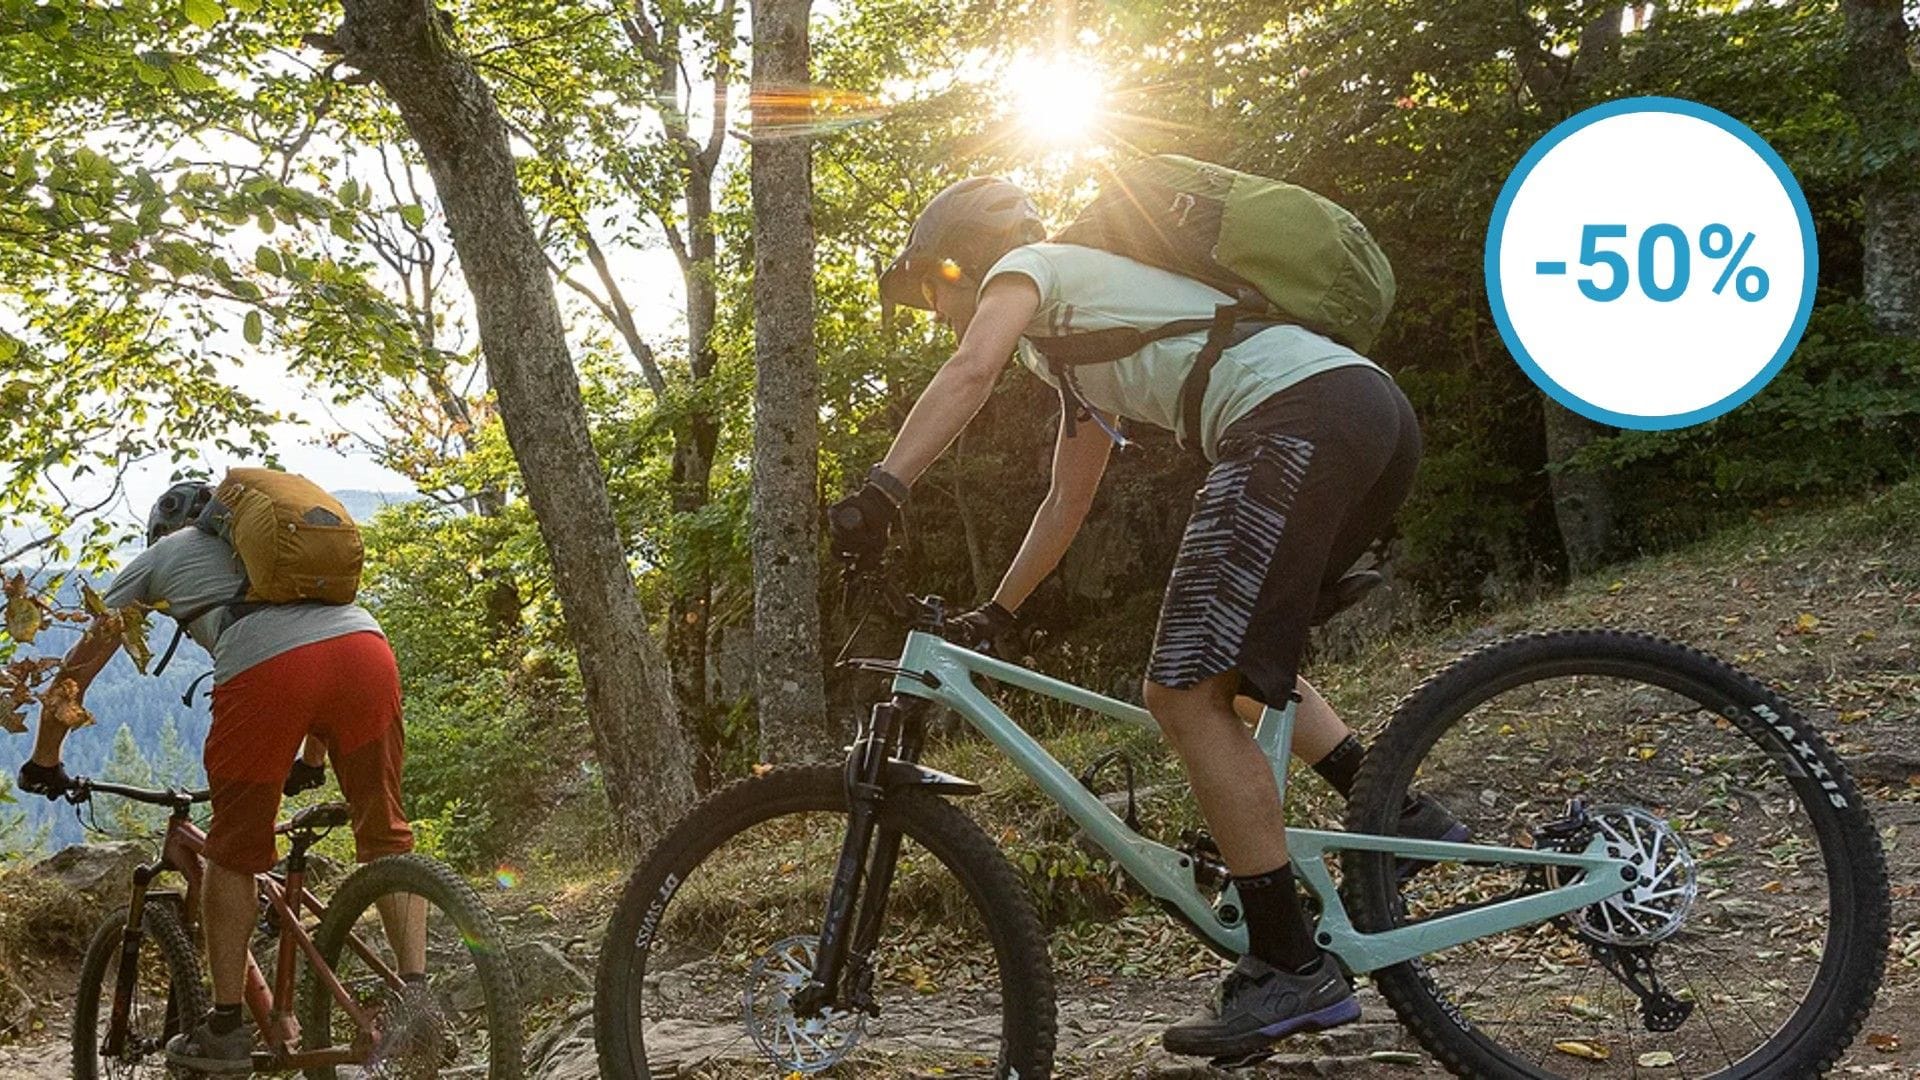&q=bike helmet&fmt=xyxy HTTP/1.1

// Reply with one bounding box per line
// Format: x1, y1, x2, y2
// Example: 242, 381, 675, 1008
146, 481, 213, 546
879, 177, 1046, 310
